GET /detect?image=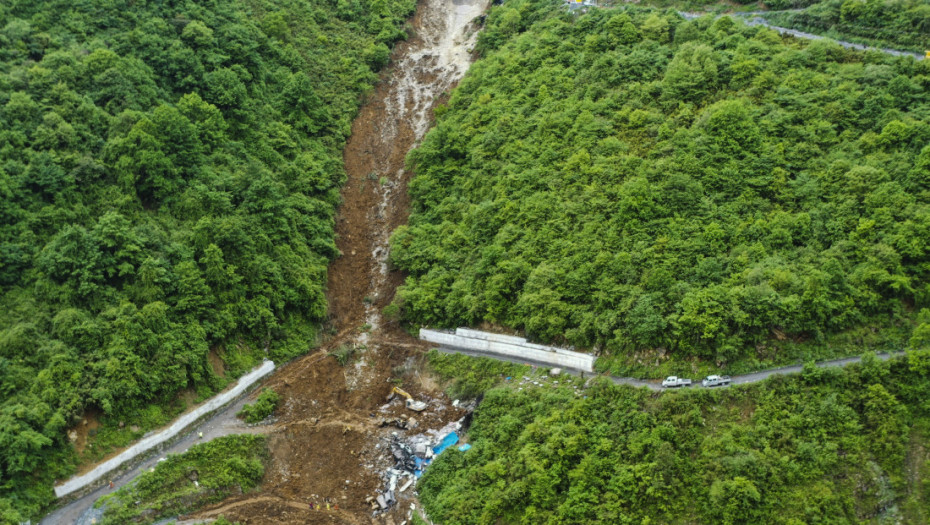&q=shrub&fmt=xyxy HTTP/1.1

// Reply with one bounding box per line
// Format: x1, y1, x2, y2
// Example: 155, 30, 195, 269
237, 389, 280, 423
